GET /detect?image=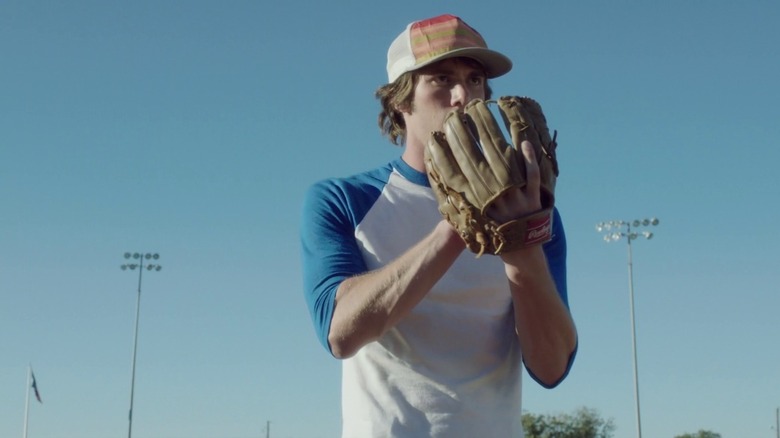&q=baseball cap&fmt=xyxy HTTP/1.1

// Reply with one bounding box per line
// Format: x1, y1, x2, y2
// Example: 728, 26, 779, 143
386, 14, 512, 83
